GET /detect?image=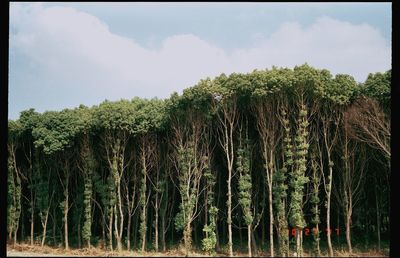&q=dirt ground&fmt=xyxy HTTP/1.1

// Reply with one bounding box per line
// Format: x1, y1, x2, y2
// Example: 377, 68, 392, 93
6, 243, 216, 257
6, 243, 389, 257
